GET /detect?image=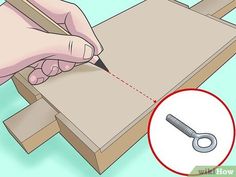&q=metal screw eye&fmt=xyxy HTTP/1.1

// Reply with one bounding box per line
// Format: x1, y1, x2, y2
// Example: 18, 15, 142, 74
166, 114, 217, 153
